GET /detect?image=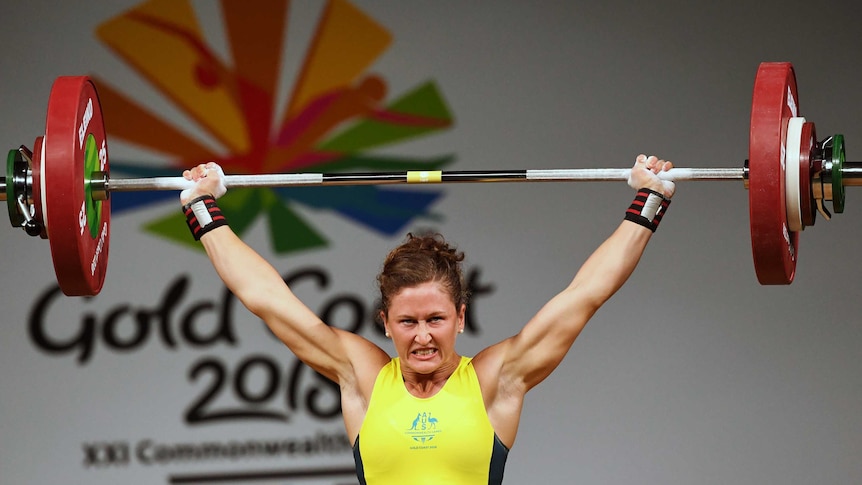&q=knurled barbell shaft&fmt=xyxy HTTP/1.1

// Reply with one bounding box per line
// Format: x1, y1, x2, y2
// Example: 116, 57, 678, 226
102, 167, 747, 193
104, 162, 862, 192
